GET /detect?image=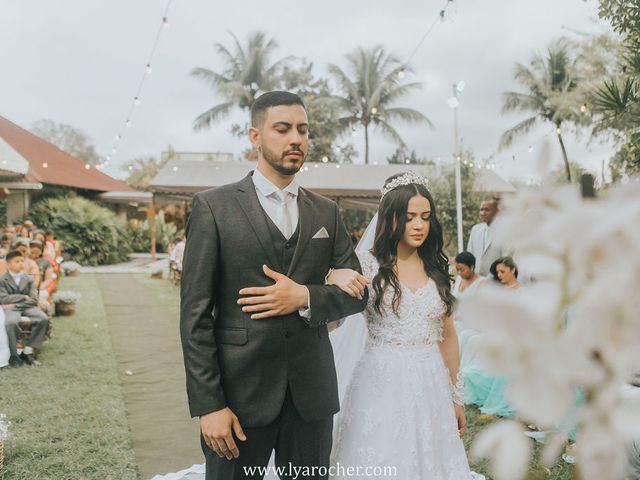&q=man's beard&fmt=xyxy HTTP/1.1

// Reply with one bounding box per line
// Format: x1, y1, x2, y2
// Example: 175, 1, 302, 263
261, 144, 305, 176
